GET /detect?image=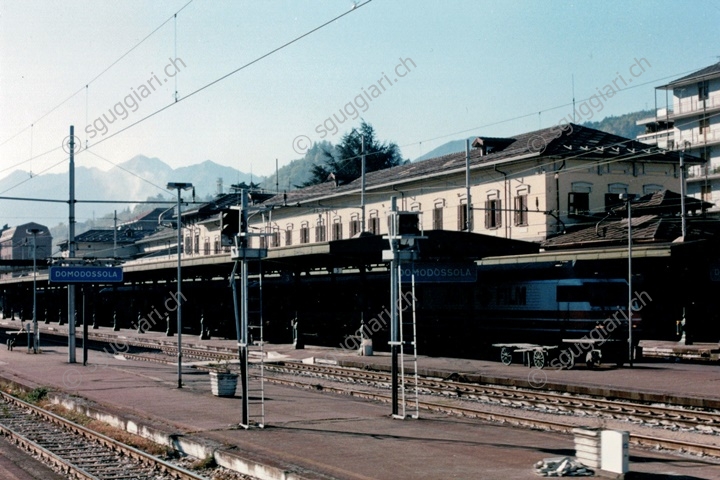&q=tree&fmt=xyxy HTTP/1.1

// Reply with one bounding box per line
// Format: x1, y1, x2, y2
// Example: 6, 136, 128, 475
302, 121, 406, 187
